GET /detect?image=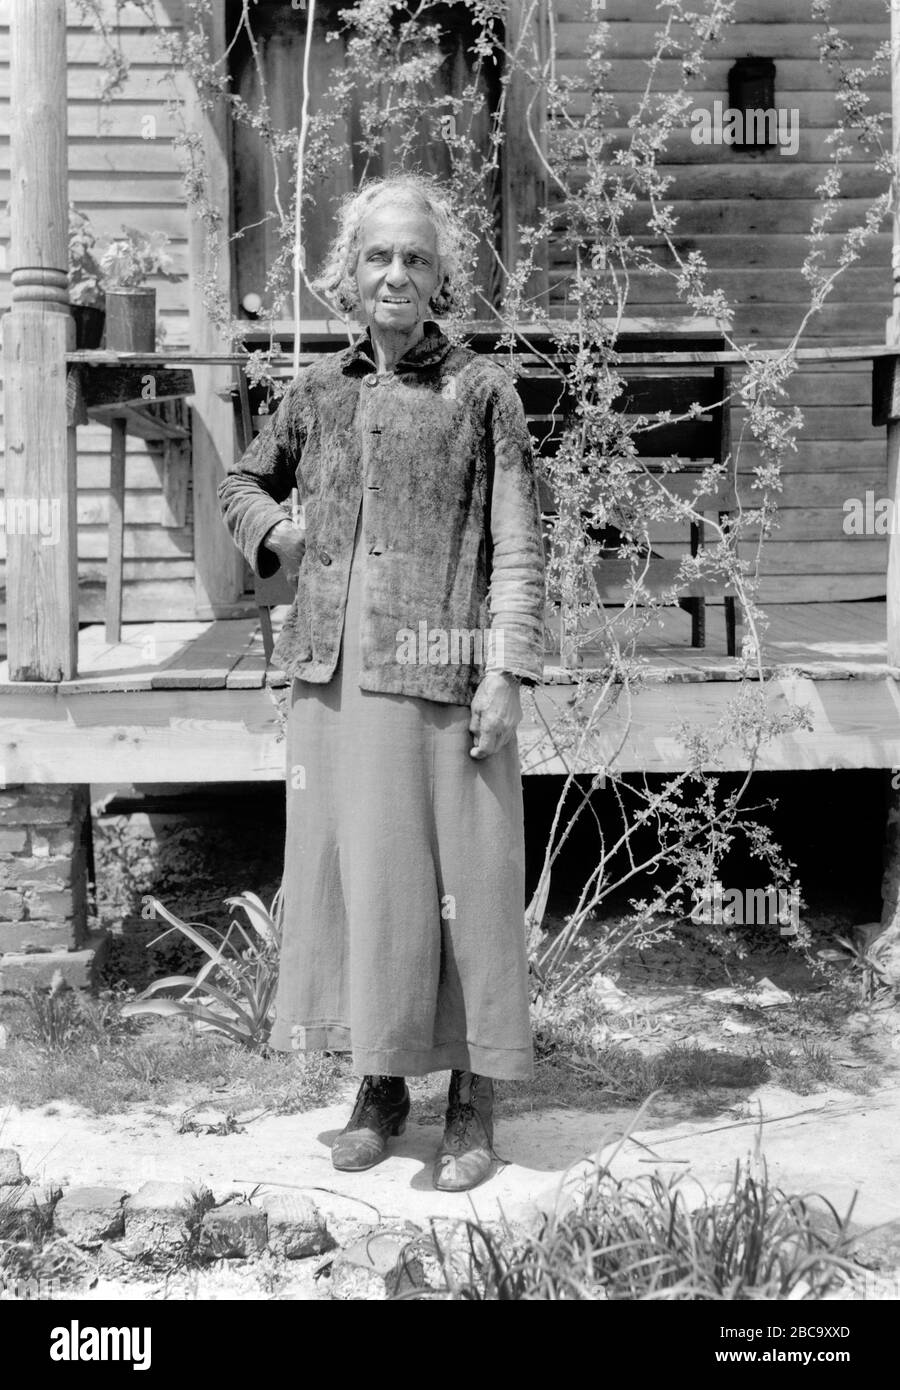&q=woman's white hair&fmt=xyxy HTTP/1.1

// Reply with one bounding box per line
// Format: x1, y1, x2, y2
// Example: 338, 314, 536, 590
312, 172, 470, 318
